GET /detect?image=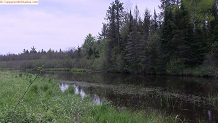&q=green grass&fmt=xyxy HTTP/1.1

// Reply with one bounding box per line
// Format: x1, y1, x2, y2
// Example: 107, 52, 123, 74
0, 71, 177, 123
